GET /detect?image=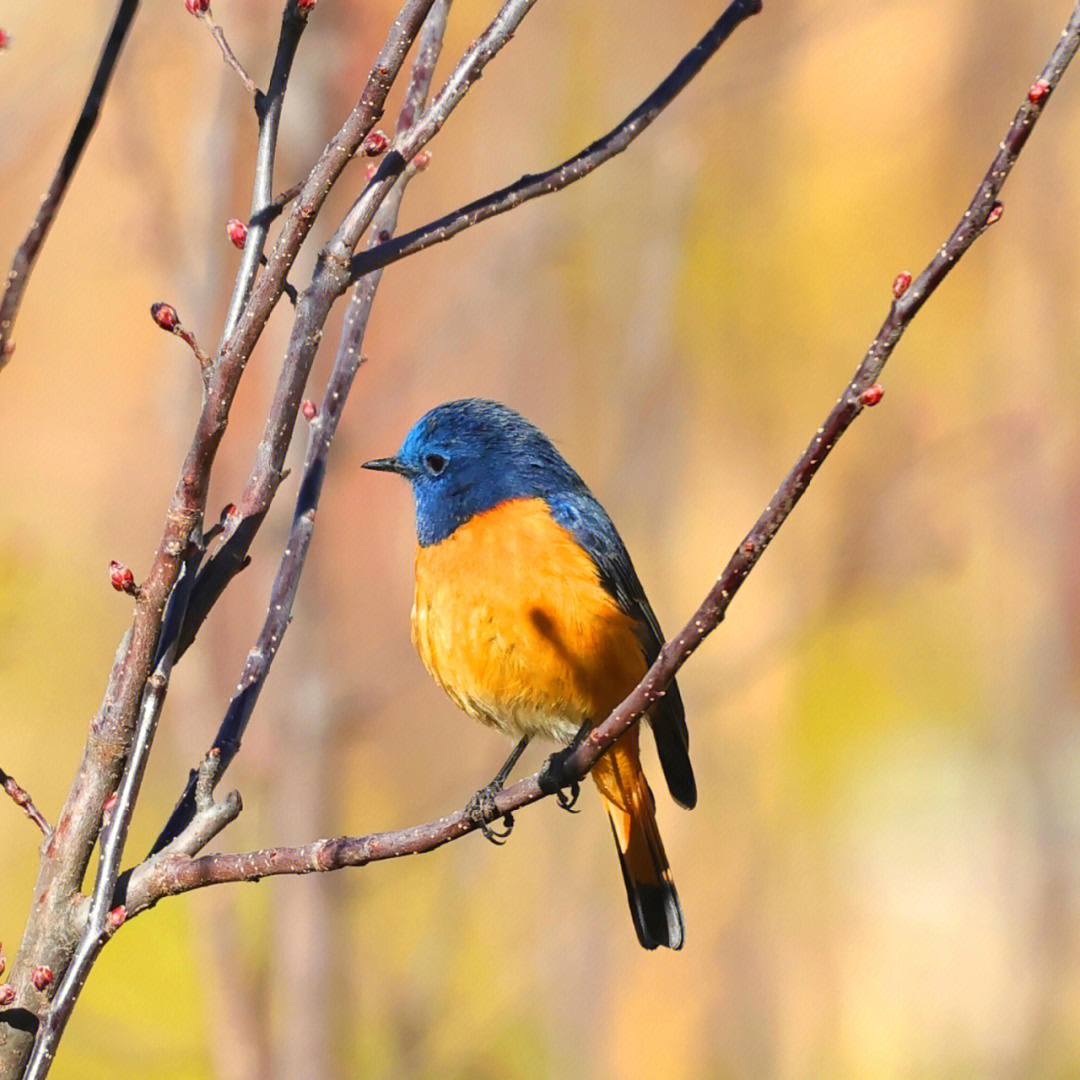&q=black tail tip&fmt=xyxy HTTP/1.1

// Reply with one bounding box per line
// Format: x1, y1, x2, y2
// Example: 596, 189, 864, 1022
630, 881, 684, 951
